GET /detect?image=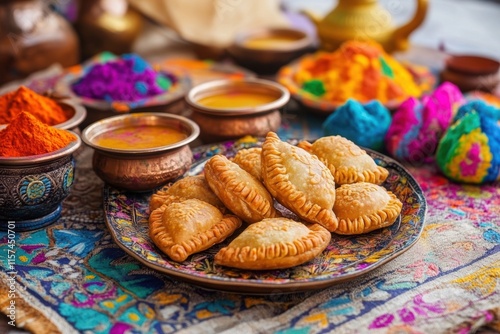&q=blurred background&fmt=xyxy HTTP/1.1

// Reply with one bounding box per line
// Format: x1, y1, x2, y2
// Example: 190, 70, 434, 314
2, 0, 500, 79
282, 0, 500, 59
